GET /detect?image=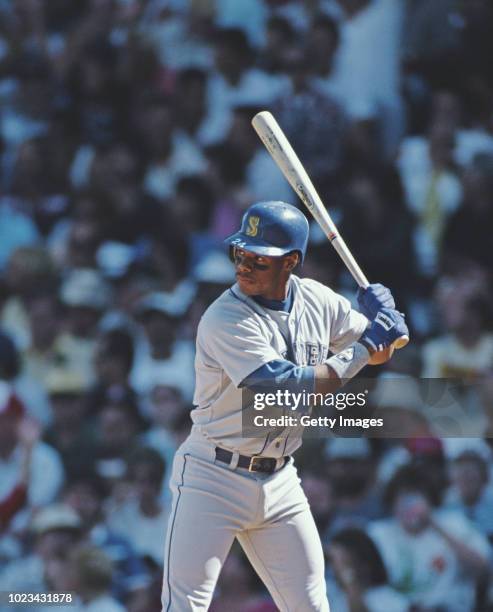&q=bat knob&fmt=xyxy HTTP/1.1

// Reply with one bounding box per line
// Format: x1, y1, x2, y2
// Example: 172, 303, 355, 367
393, 335, 409, 350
